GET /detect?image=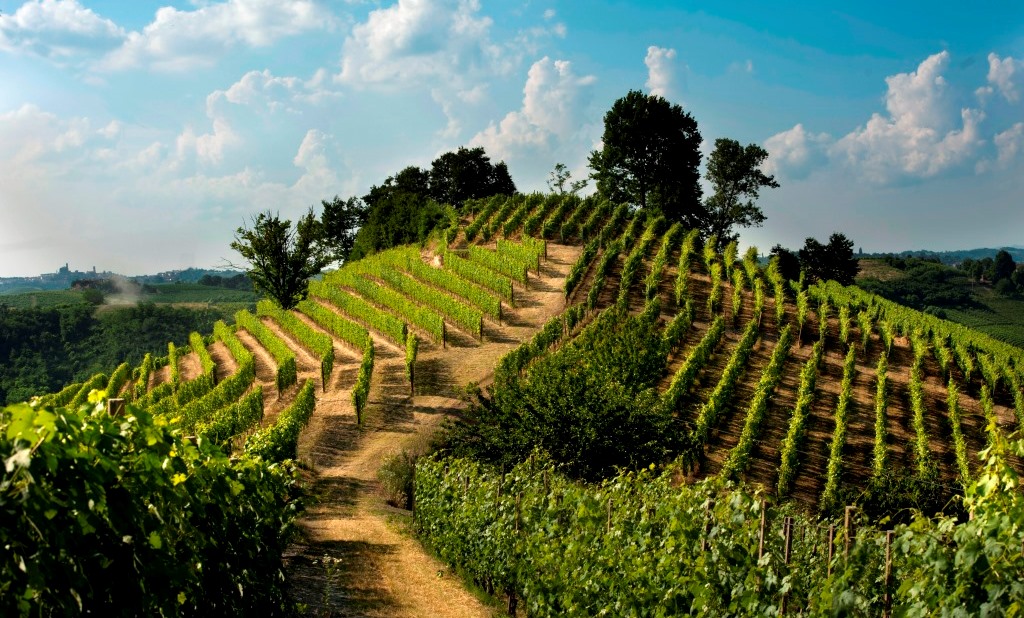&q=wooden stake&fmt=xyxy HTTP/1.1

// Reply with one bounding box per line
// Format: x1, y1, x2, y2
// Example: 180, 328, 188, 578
827, 525, 835, 577
781, 516, 793, 615
844, 506, 855, 558
883, 530, 894, 618
514, 493, 521, 533
757, 502, 767, 561
606, 498, 613, 533
107, 398, 125, 417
